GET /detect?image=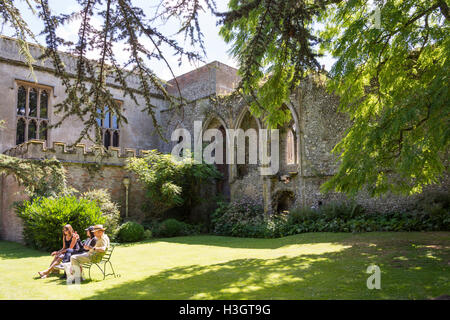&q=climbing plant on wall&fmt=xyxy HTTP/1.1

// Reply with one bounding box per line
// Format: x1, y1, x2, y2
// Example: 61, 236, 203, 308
126, 150, 222, 218
0, 154, 68, 199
